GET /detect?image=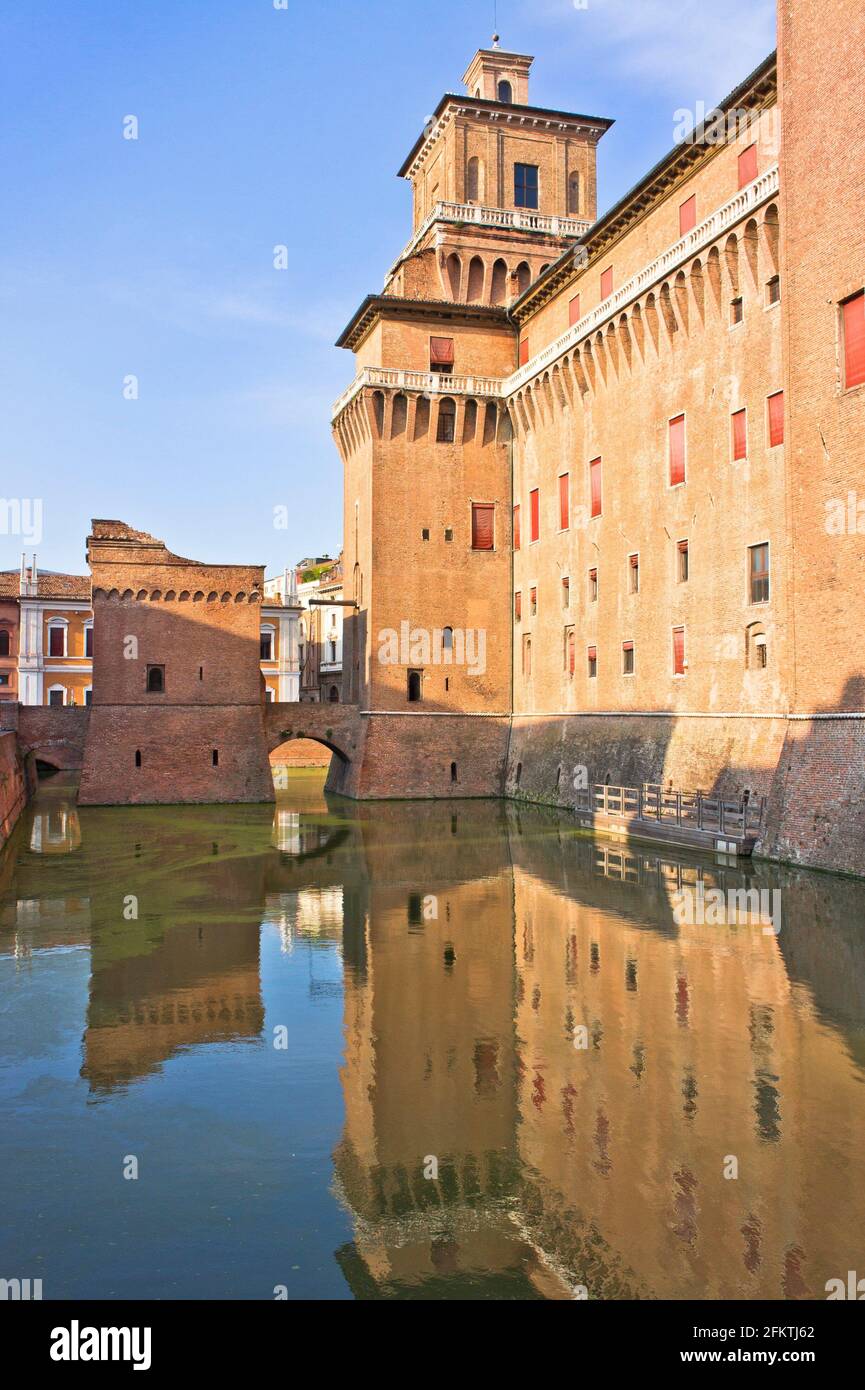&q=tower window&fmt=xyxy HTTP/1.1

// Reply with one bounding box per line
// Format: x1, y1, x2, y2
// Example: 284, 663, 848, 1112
514, 163, 539, 210
407, 669, 423, 702
622, 641, 635, 676
677, 540, 689, 583
588, 567, 598, 602
628, 553, 639, 594
498, 79, 513, 103
766, 275, 781, 306
842, 290, 865, 389
669, 413, 686, 486
679, 195, 697, 236
430, 336, 454, 374
135, 750, 142, 768
749, 543, 770, 604
146, 665, 165, 693
471, 503, 495, 550
731, 296, 744, 325
732, 408, 748, 461
587, 646, 597, 679
451, 761, 458, 783
738, 143, 757, 189
562, 576, 570, 609
436, 398, 456, 443
212, 750, 219, 767
767, 391, 784, 447
673, 626, 686, 676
